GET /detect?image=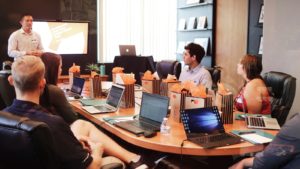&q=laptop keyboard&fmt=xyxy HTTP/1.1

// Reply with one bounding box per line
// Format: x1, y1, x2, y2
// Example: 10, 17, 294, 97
248, 117, 266, 127
94, 106, 114, 112
127, 120, 159, 131
192, 133, 233, 144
